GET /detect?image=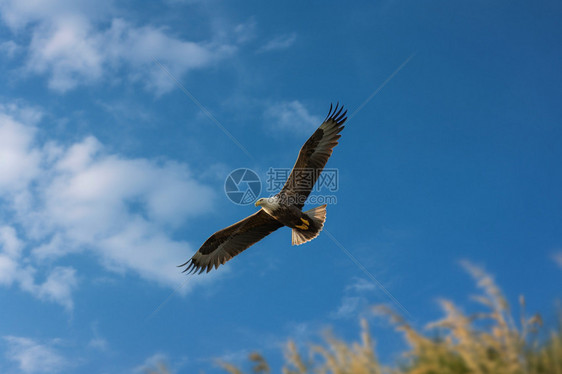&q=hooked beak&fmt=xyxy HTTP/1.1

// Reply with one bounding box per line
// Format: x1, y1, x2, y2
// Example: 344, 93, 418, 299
254, 200, 260, 207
